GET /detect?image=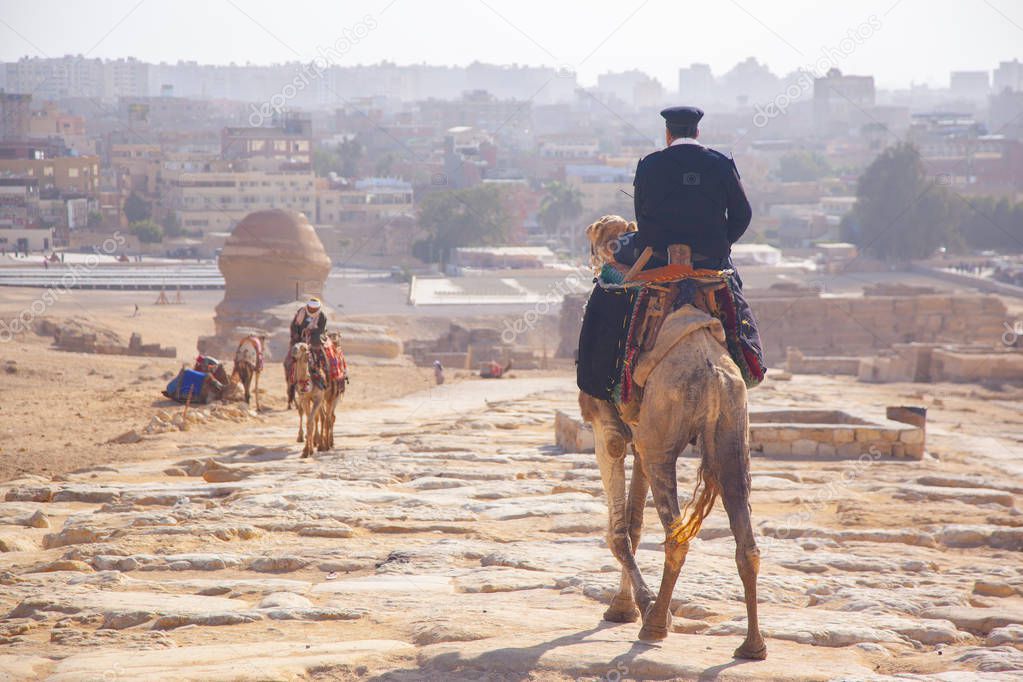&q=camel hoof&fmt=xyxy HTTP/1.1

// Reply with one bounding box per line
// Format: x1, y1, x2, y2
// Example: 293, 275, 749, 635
637, 602, 671, 641
603, 601, 641, 623
637, 622, 668, 642
733, 641, 768, 660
